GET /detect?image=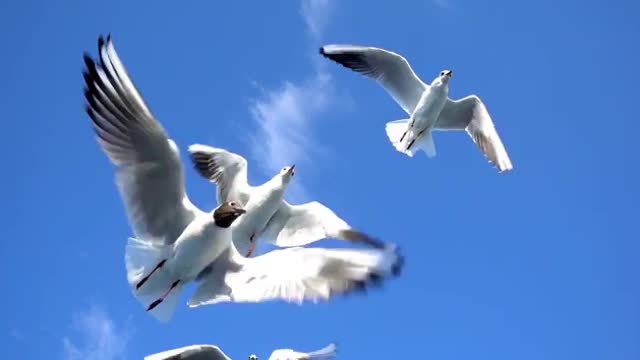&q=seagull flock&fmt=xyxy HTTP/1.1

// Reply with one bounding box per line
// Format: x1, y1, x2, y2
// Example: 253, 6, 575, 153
82, 34, 512, 359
